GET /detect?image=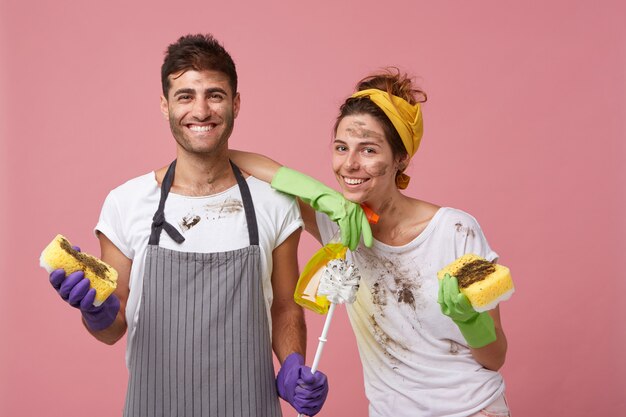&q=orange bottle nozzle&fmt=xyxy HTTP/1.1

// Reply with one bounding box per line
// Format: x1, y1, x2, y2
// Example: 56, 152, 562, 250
361, 204, 380, 224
